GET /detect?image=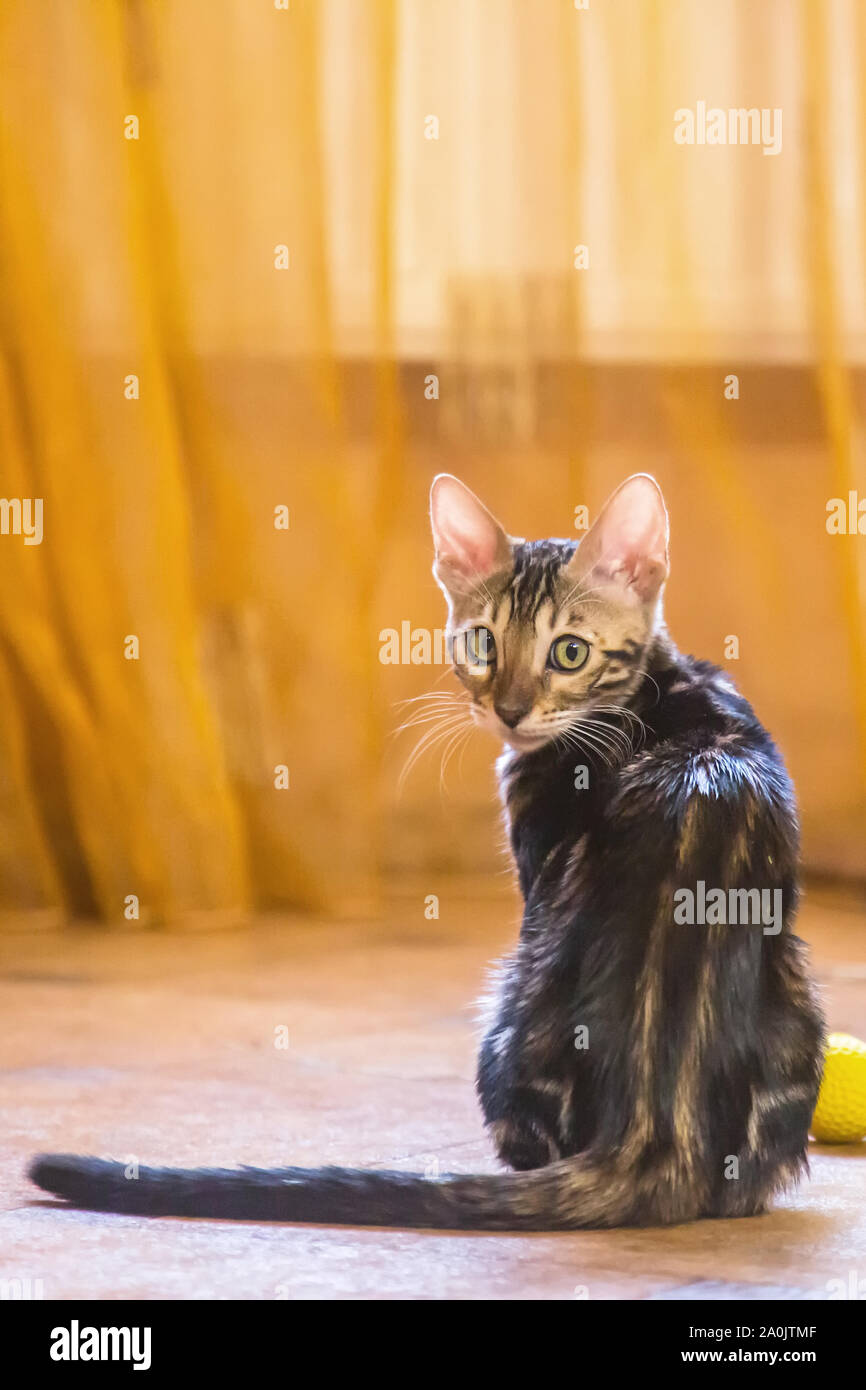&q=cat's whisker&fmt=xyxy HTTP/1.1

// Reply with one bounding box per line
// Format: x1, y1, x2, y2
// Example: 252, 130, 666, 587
635, 668, 662, 706
593, 726, 636, 760
394, 689, 469, 711
563, 721, 615, 768
556, 578, 609, 613
430, 665, 458, 687
555, 725, 606, 768
434, 719, 476, 793
563, 712, 634, 765
390, 701, 470, 738
391, 694, 468, 716
393, 690, 465, 708
400, 707, 468, 750
580, 717, 635, 756
396, 707, 466, 752
451, 565, 497, 615
392, 694, 467, 713
456, 724, 476, 778
397, 729, 461, 795
390, 710, 466, 738
439, 722, 475, 793
397, 711, 473, 793
595, 703, 649, 750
